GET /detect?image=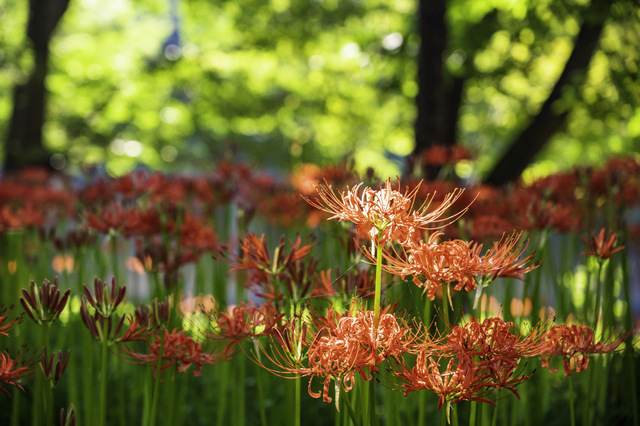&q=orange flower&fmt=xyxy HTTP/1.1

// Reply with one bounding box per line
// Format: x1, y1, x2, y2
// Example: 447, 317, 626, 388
540, 324, 629, 376
375, 232, 486, 301
306, 178, 466, 247
124, 329, 224, 376
202, 301, 284, 358
0, 305, 22, 337
482, 232, 541, 281
256, 304, 412, 410
0, 349, 35, 397
582, 228, 624, 259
